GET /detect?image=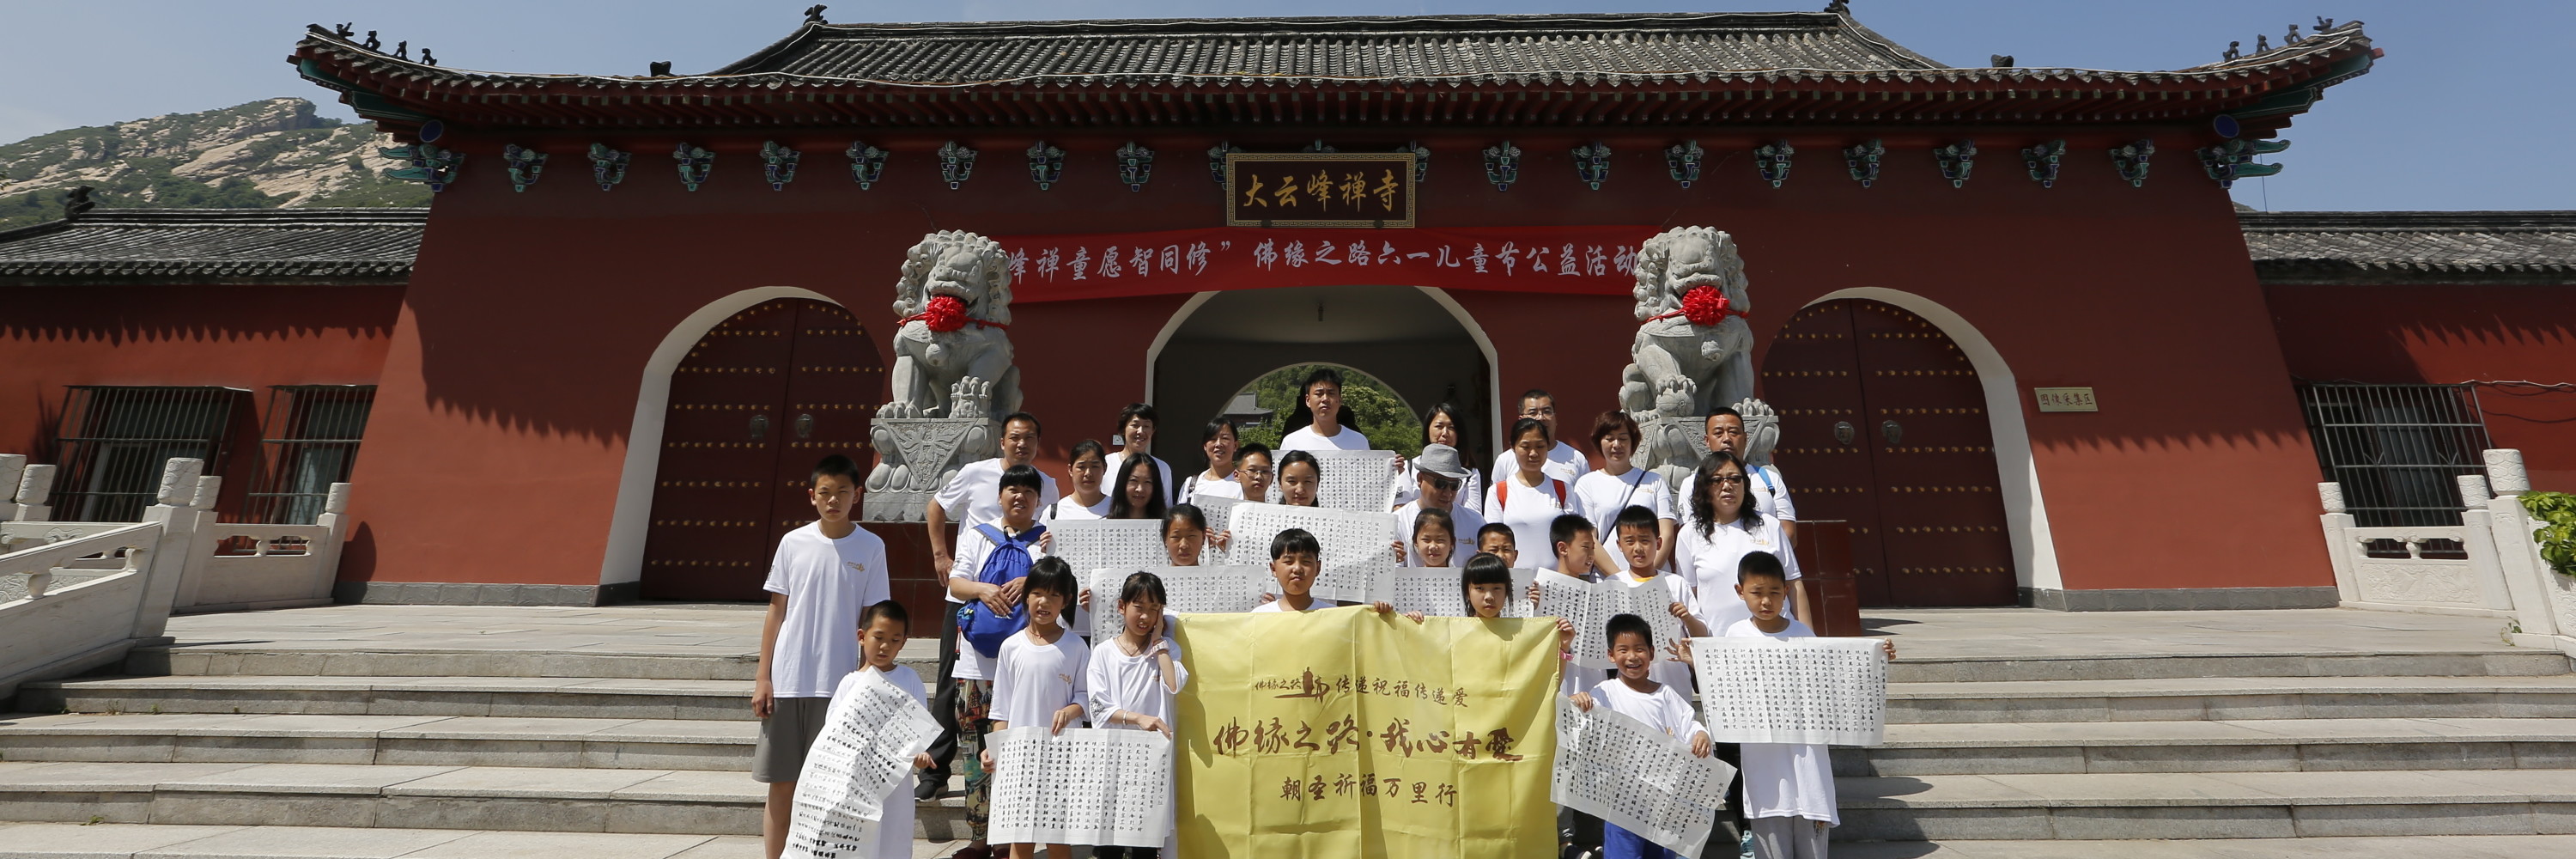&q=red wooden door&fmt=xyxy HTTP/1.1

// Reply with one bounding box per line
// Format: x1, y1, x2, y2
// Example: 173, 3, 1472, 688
1763, 300, 2016, 606
641, 299, 884, 601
